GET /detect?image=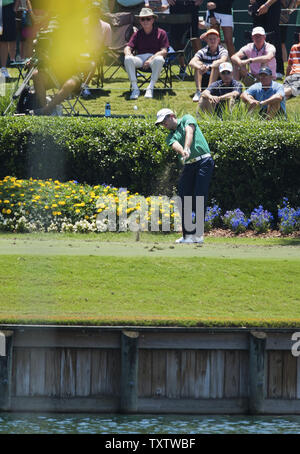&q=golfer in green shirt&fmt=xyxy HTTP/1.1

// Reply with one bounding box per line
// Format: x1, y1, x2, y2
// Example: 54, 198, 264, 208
155, 108, 214, 244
